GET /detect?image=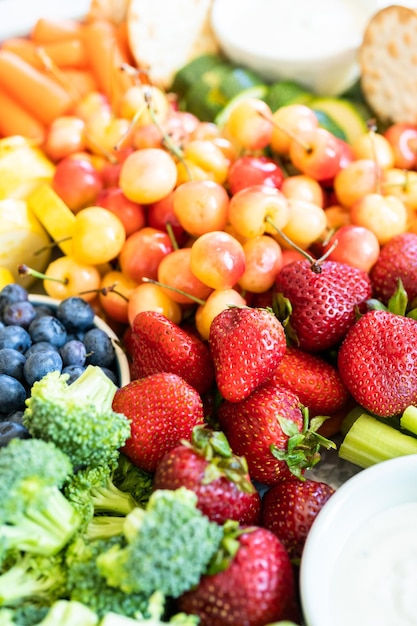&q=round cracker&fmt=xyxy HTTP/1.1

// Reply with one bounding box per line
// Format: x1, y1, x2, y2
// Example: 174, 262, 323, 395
360, 5, 417, 125
127, 0, 219, 88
